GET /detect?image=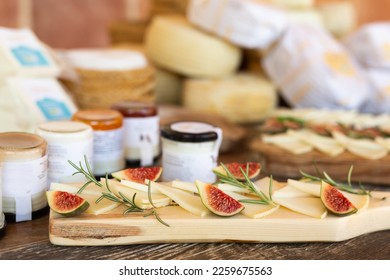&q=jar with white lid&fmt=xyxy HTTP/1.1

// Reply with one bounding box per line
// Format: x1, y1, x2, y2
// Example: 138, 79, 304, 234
73, 109, 125, 176
0, 132, 48, 222
111, 101, 160, 167
161, 121, 223, 183
36, 121, 94, 184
